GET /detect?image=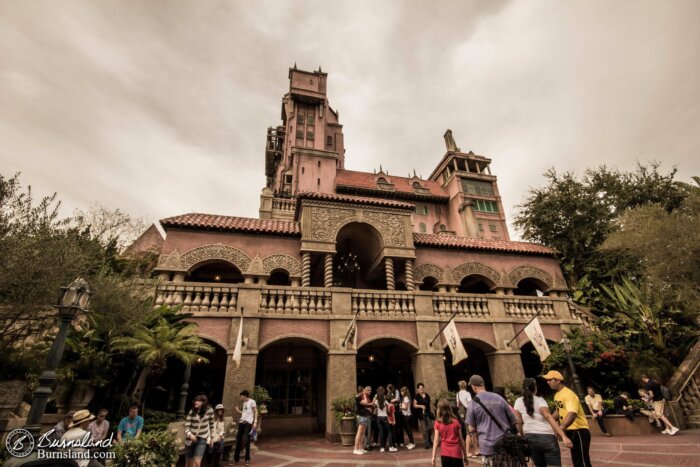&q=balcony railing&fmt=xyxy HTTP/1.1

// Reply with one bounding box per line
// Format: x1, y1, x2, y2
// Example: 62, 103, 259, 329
259, 287, 331, 315
271, 198, 295, 212
155, 283, 238, 313
504, 297, 556, 319
433, 294, 489, 318
351, 291, 415, 316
